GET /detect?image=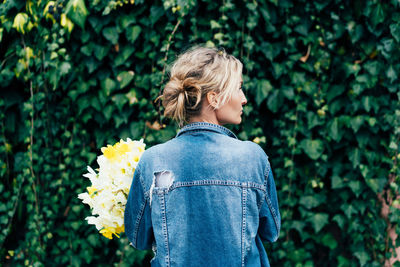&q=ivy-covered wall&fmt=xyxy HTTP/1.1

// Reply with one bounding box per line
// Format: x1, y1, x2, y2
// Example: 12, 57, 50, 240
1, 0, 399, 266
